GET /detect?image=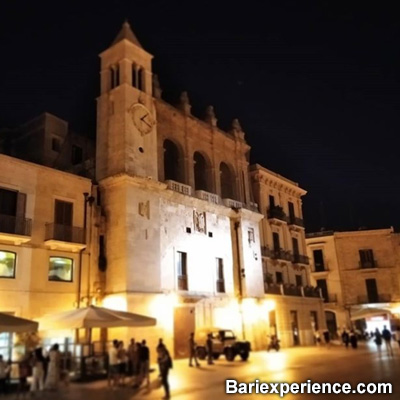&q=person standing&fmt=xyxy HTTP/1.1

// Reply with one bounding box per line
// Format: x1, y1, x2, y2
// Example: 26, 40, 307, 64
118, 341, 128, 386
322, 329, 331, 348
206, 333, 214, 365
158, 346, 172, 399
188, 333, 200, 367
30, 348, 45, 394
128, 338, 136, 377
382, 325, 394, 356
341, 329, 350, 348
108, 339, 120, 389
374, 328, 383, 352
0, 355, 10, 396
45, 343, 61, 390
349, 330, 358, 349
139, 340, 150, 387
156, 339, 166, 377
